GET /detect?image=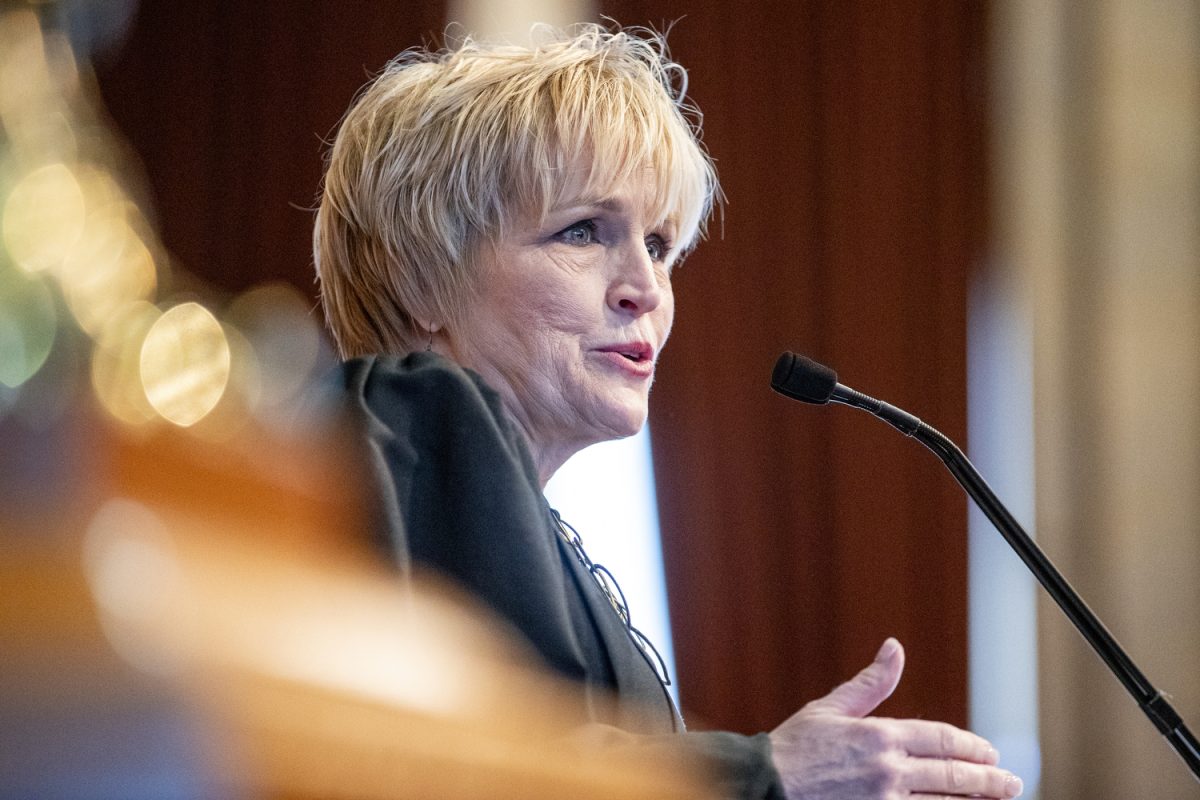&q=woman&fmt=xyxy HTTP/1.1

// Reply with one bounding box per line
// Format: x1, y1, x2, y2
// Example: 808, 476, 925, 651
314, 24, 1023, 800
